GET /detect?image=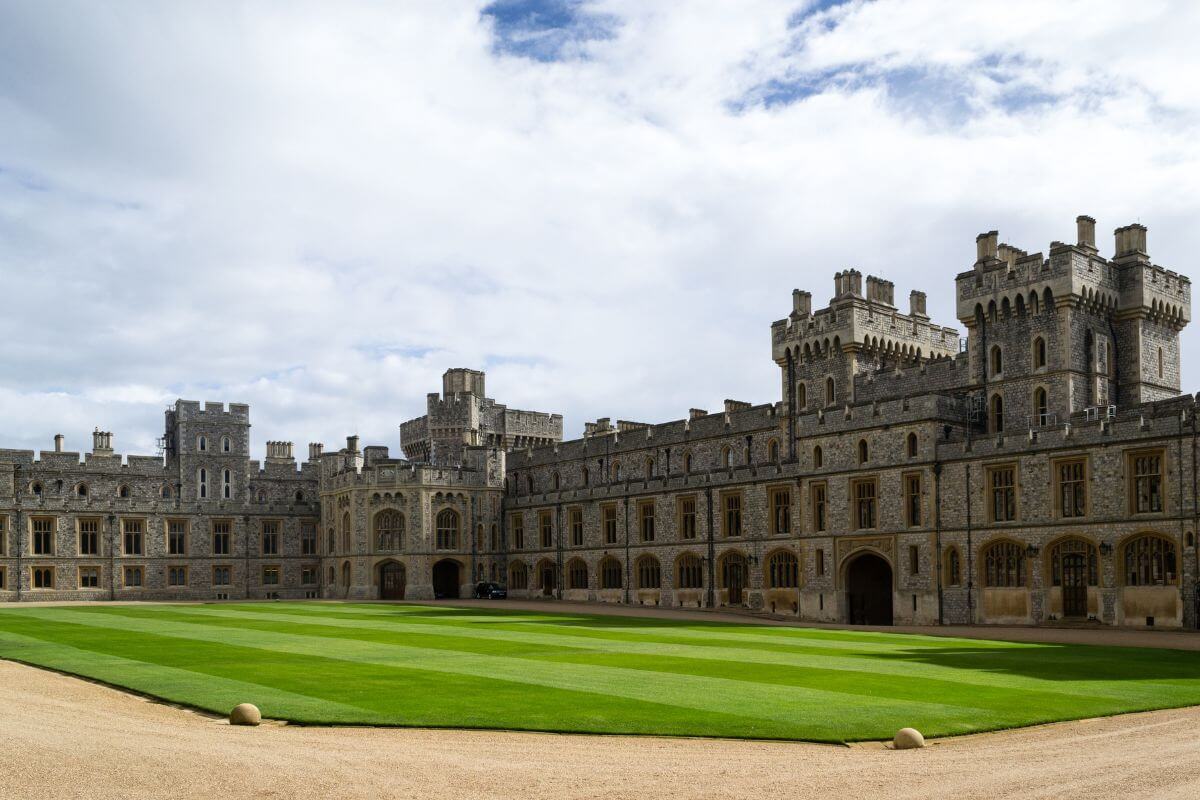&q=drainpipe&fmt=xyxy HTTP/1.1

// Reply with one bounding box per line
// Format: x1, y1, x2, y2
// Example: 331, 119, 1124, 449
1192, 405, 1199, 630
934, 461, 944, 625
622, 496, 630, 605
786, 350, 797, 462
555, 501, 563, 601
705, 485, 715, 608
965, 462, 974, 620
13, 465, 21, 602
108, 514, 116, 600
